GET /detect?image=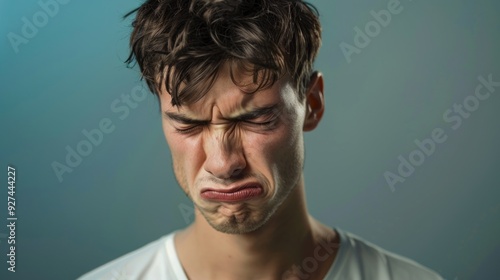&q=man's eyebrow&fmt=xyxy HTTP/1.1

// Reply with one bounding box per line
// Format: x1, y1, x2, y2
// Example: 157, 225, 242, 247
226, 104, 280, 121
164, 104, 280, 124
164, 112, 209, 125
